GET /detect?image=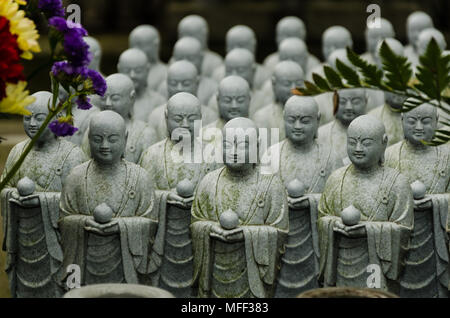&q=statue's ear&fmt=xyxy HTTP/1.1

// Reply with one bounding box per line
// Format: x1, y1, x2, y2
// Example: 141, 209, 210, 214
271, 75, 276, 87
382, 133, 388, 146
130, 89, 136, 101
164, 107, 168, 120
